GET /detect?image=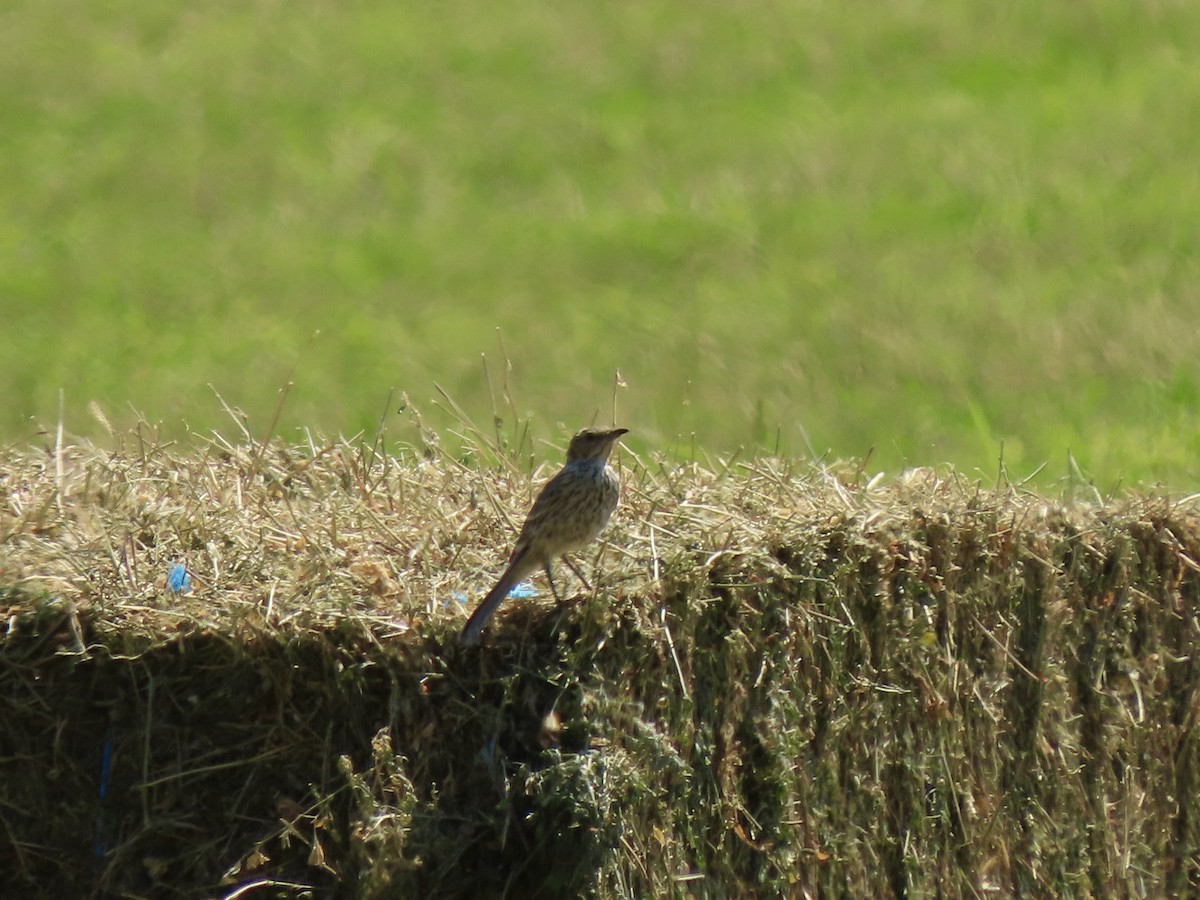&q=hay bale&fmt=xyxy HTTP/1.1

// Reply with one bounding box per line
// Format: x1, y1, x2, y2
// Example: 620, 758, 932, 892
1, 439, 1197, 897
